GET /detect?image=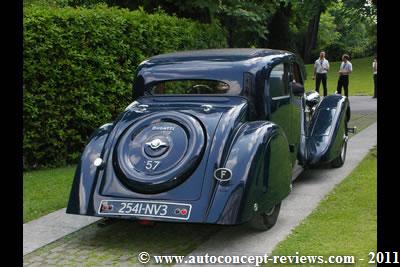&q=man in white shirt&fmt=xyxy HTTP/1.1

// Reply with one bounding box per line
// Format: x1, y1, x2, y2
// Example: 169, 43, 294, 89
373, 56, 377, 98
336, 54, 352, 97
313, 51, 330, 96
